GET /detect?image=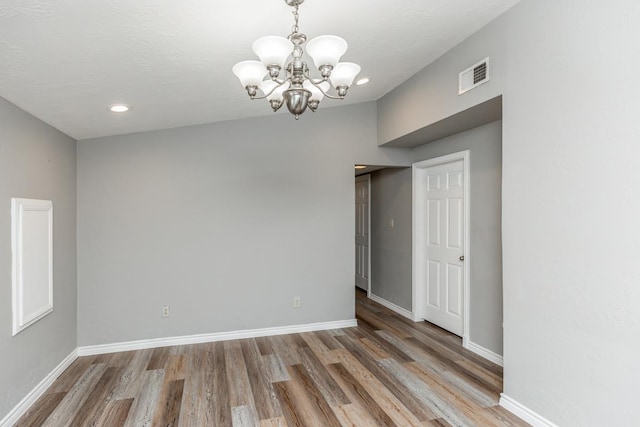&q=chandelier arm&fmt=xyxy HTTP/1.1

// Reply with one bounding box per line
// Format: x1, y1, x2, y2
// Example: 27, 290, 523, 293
306, 75, 344, 100
308, 77, 329, 84
271, 77, 288, 85
251, 78, 291, 100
